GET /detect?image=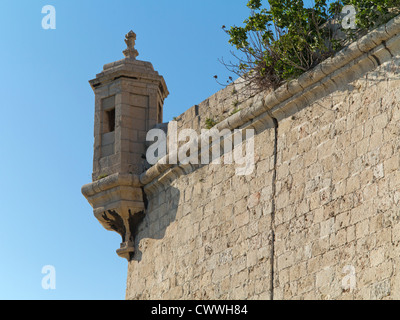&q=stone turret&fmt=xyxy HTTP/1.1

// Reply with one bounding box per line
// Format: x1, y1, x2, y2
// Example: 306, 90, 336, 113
82, 31, 169, 260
